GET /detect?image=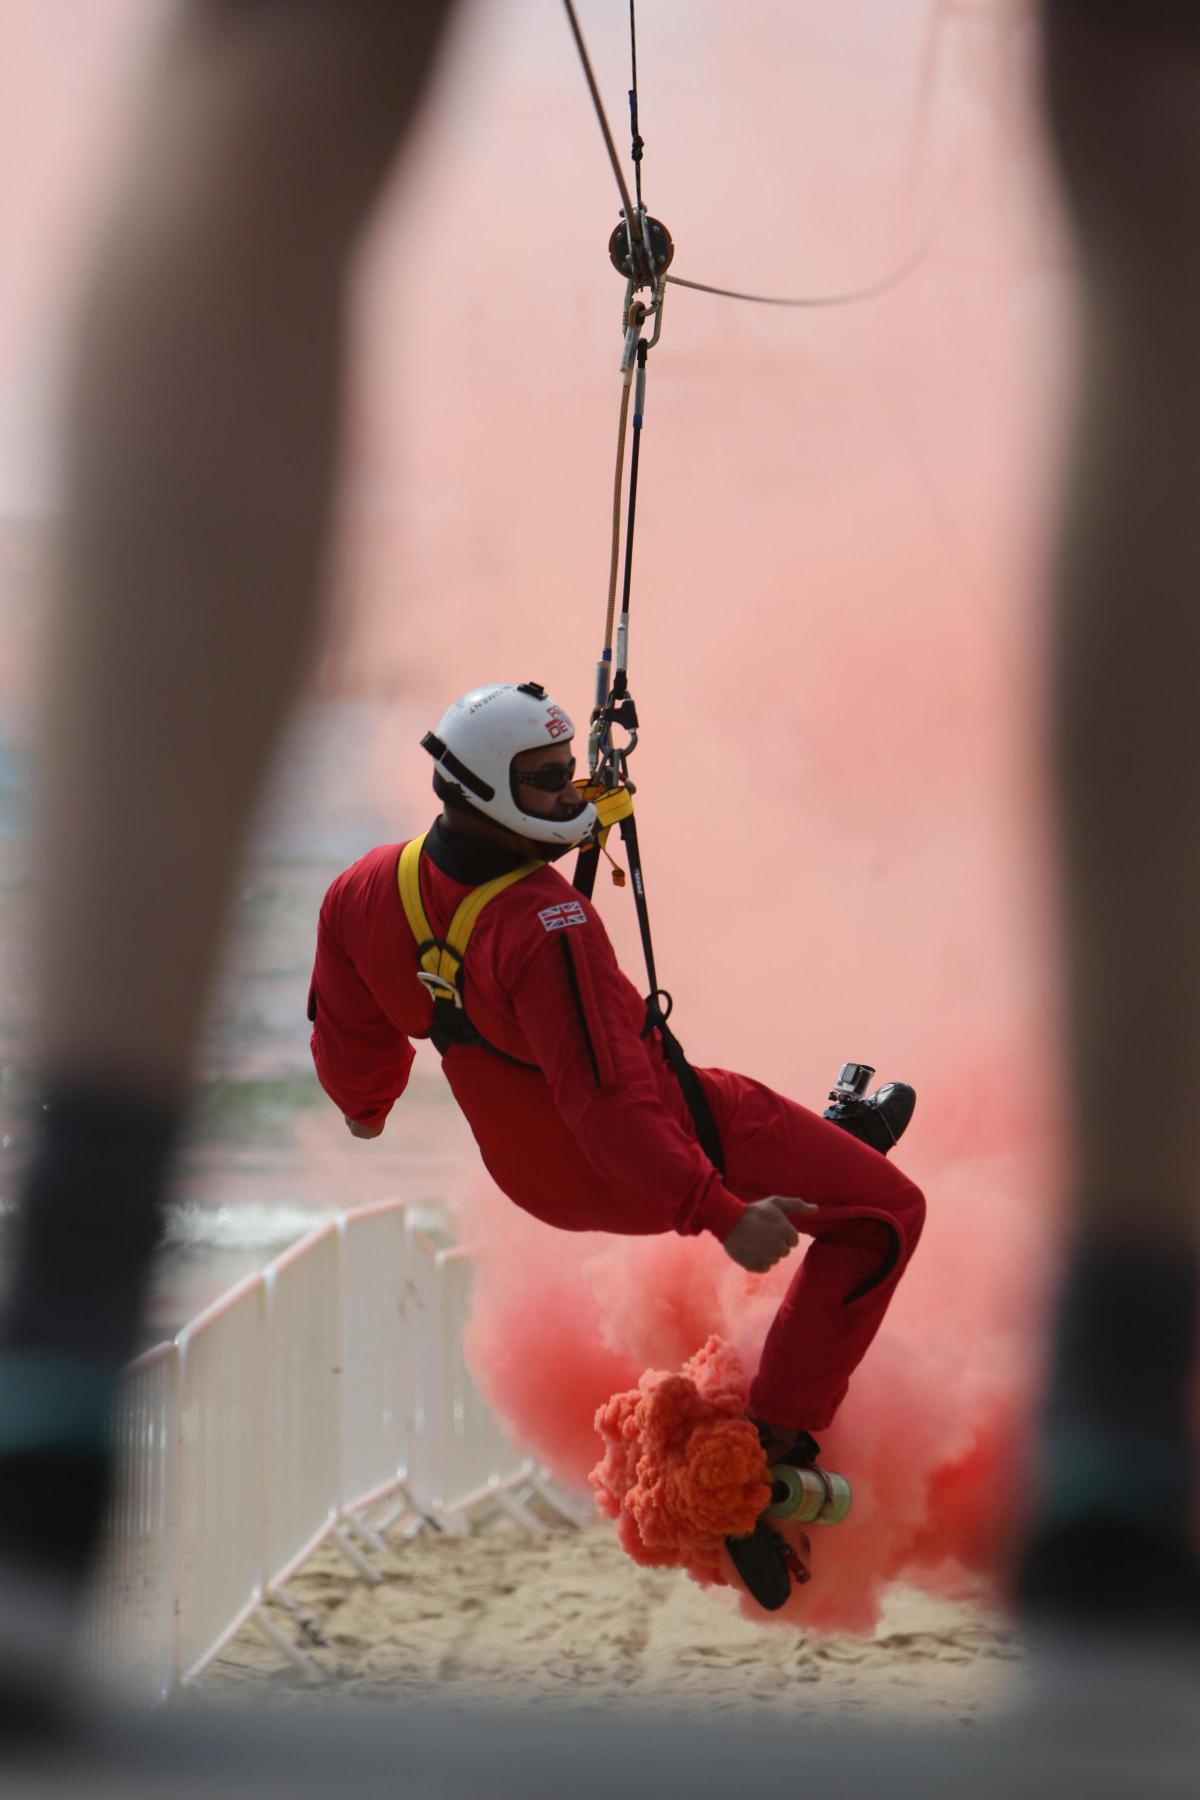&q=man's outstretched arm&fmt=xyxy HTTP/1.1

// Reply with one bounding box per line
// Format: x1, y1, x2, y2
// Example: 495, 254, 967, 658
310, 889, 416, 1133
